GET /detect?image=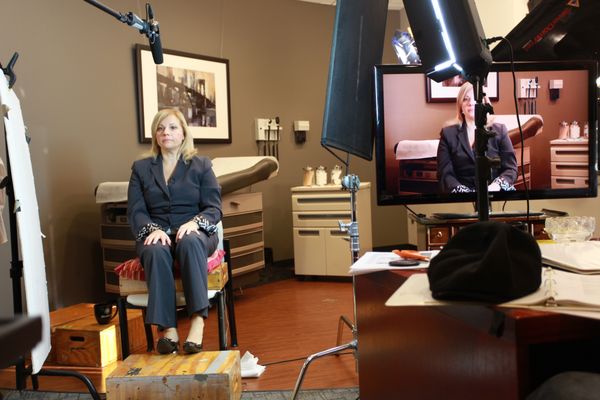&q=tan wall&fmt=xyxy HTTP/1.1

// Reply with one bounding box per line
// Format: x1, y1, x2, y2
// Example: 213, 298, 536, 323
0, 0, 404, 312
